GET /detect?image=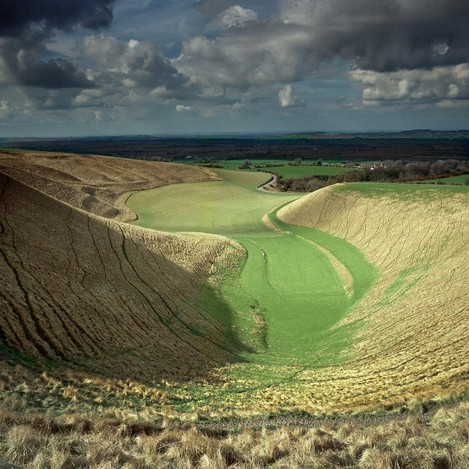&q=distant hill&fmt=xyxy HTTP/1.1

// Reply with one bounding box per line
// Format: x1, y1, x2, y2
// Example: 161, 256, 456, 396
3, 130, 469, 162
